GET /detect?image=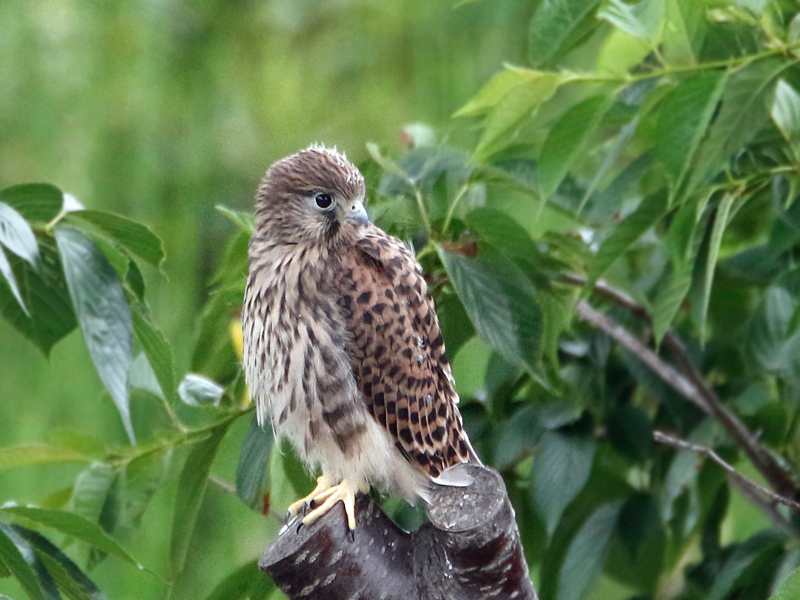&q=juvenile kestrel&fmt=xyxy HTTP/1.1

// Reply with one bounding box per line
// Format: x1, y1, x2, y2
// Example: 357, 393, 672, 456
242, 145, 479, 532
